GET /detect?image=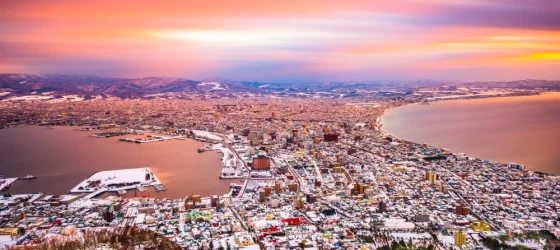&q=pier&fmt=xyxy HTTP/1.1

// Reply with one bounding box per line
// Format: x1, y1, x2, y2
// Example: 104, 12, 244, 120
153, 184, 167, 192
